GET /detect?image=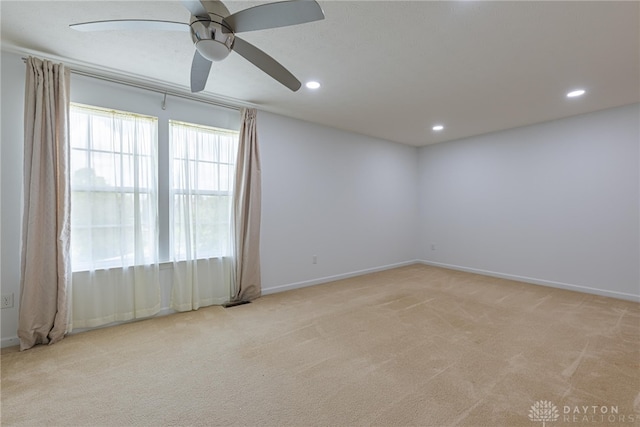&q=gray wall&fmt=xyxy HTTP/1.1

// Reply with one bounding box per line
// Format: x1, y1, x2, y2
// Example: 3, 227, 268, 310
259, 112, 419, 293
1, 51, 25, 346
418, 103, 640, 300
